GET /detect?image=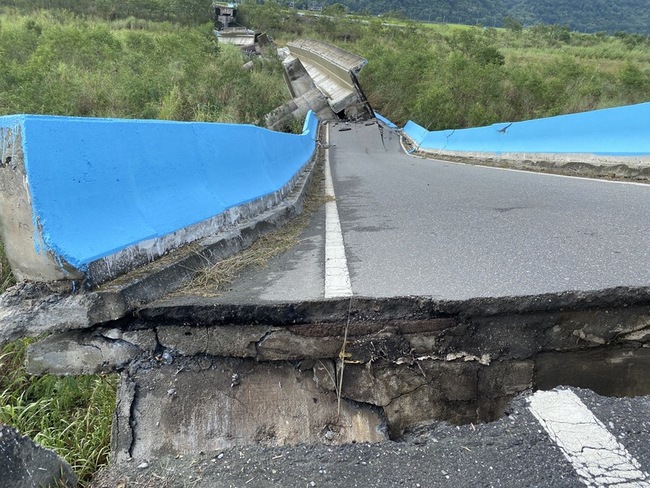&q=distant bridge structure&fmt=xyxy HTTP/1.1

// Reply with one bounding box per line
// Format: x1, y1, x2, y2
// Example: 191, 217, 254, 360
266, 39, 373, 130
